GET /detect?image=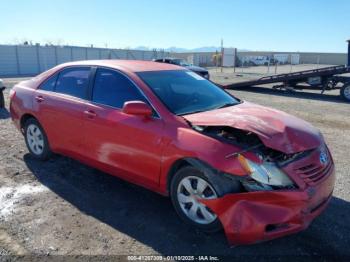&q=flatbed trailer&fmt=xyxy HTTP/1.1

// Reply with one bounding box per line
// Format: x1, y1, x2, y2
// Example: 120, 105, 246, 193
223, 65, 350, 102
